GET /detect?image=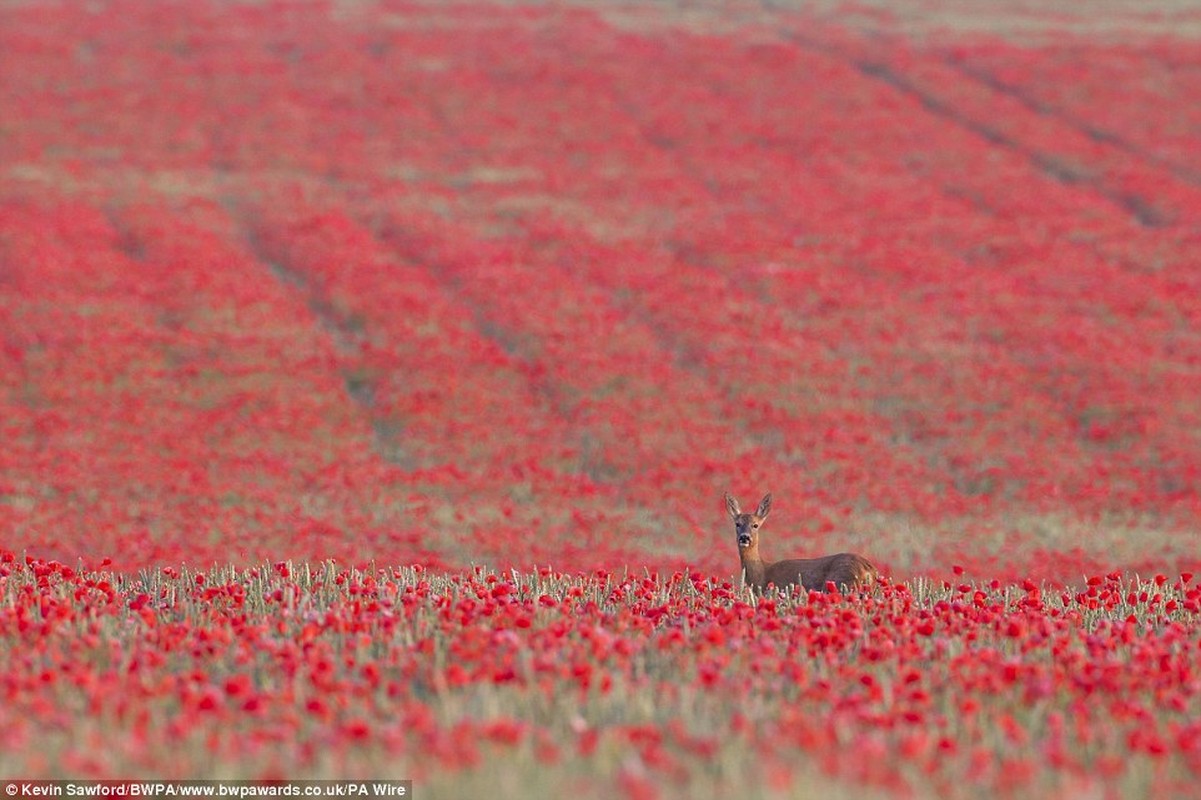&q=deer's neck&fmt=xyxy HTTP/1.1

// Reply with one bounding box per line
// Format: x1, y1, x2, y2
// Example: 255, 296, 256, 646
739, 546, 766, 590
